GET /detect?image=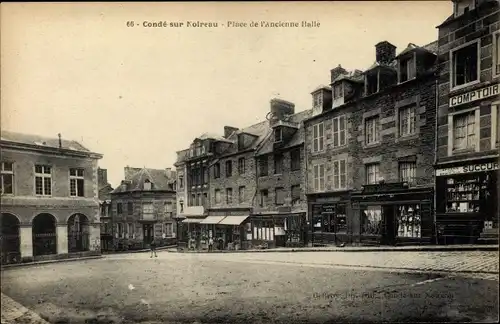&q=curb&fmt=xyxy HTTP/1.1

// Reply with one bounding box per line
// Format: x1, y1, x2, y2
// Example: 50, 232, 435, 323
102, 245, 177, 255
168, 246, 499, 253
0, 256, 104, 271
